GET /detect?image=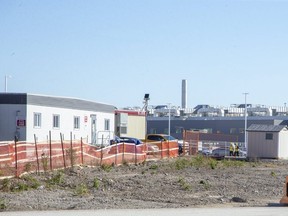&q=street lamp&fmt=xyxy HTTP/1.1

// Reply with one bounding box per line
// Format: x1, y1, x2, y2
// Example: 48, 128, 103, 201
5, 75, 12, 92
143, 94, 150, 137
243, 92, 249, 149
